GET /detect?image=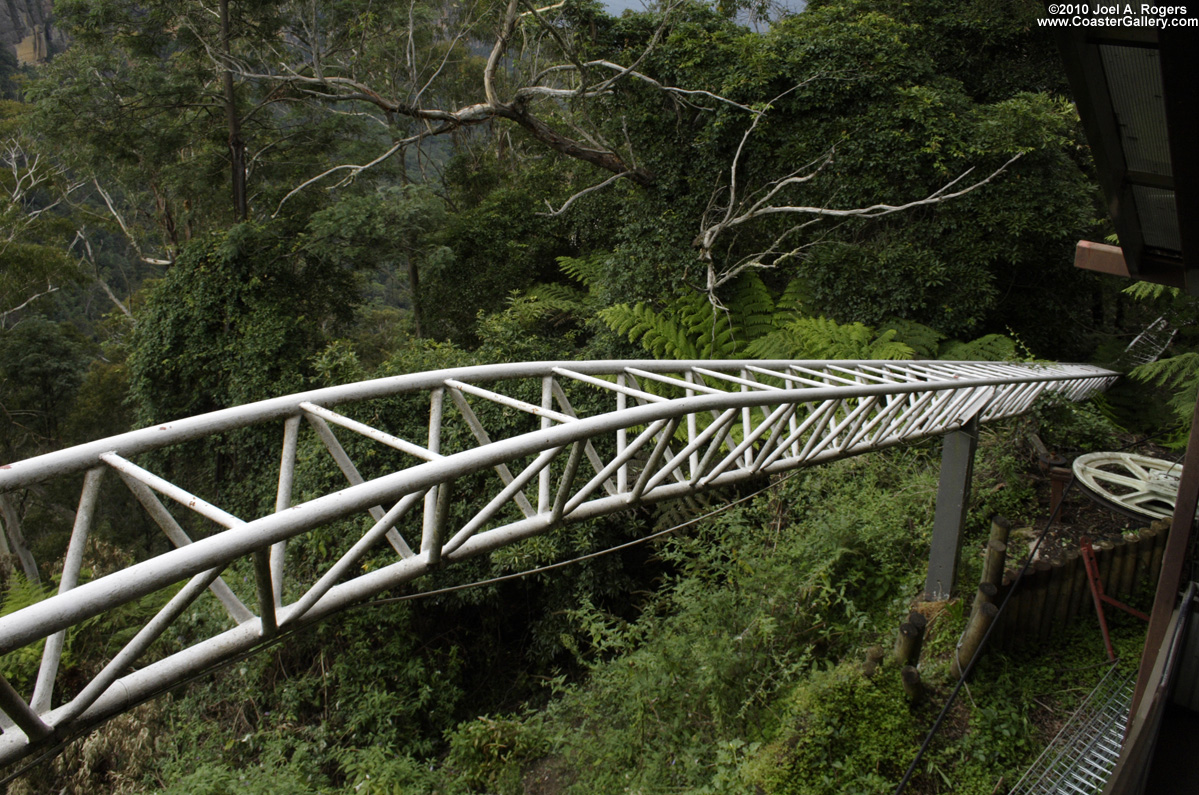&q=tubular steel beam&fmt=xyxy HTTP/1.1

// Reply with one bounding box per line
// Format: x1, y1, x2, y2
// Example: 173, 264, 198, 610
0, 359, 1116, 766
